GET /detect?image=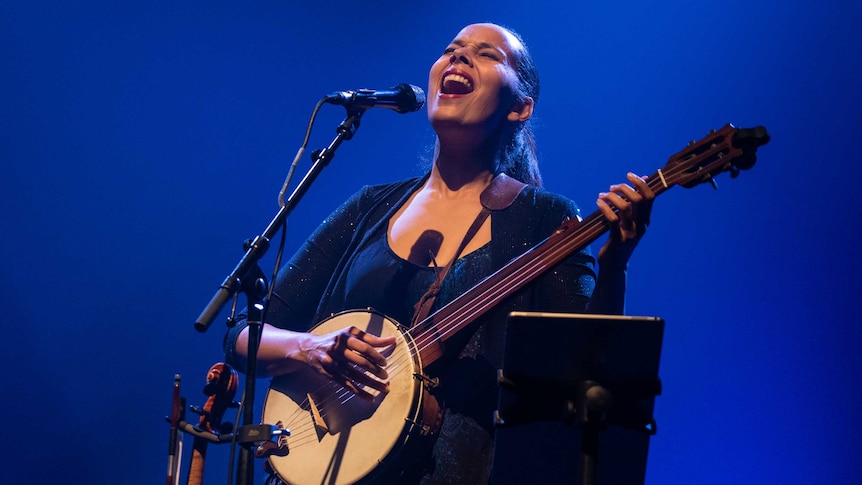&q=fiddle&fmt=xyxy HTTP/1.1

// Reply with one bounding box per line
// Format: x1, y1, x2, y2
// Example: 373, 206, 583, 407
186, 363, 238, 485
